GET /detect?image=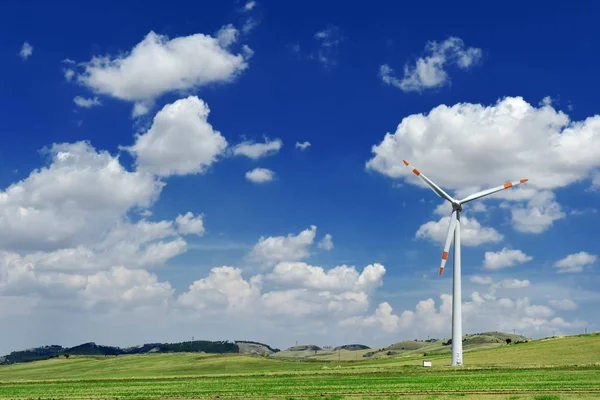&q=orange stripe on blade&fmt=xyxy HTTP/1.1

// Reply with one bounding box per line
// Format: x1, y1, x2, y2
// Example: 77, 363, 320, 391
413, 168, 420, 176
439, 267, 444, 276
520, 178, 528, 183
442, 251, 448, 260
402, 160, 409, 166
504, 182, 513, 189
